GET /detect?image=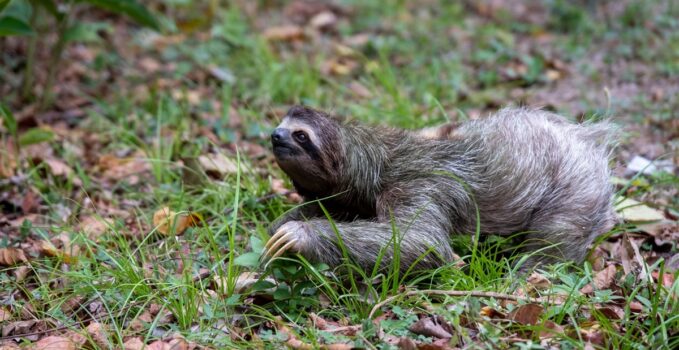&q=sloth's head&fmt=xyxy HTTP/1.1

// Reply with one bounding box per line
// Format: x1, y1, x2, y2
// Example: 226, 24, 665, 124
271, 106, 343, 195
